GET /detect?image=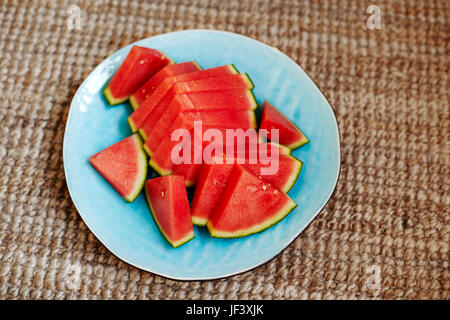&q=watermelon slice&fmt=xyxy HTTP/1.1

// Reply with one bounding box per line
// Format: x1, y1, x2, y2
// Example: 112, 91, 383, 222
144, 89, 257, 156
241, 154, 303, 193
129, 61, 201, 110
206, 165, 297, 238
191, 161, 235, 226
259, 101, 309, 149
144, 176, 194, 248
148, 110, 256, 176
128, 65, 238, 133
104, 46, 173, 105
191, 146, 299, 224
137, 73, 254, 140
172, 140, 291, 187
89, 134, 147, 202
208, 138, 291, 162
